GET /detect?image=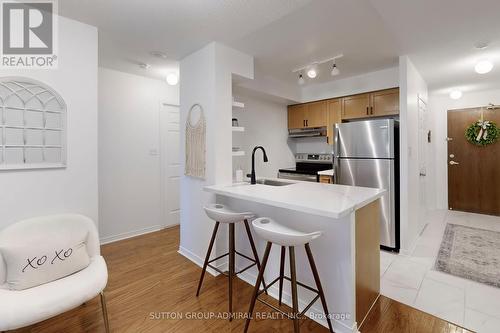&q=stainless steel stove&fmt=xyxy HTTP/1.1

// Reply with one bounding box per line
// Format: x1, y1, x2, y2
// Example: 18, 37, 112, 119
278, 153, 332, 182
